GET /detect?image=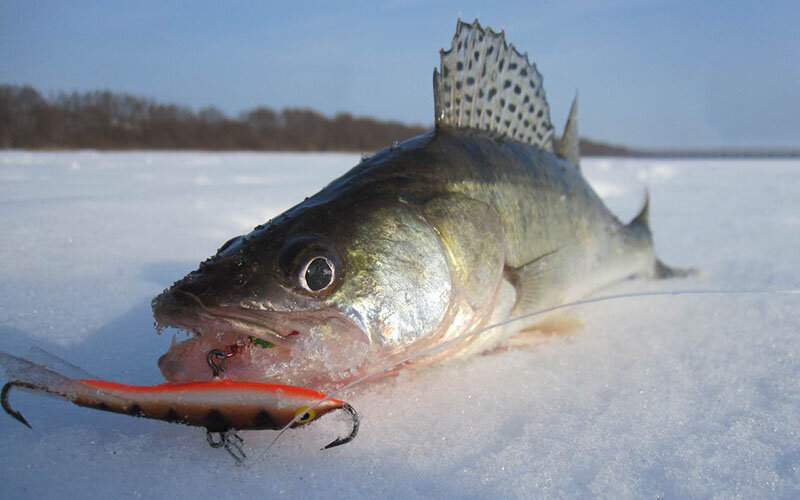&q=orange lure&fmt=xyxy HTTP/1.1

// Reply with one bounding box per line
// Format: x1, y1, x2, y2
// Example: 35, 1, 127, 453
0, 351, 358, 465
